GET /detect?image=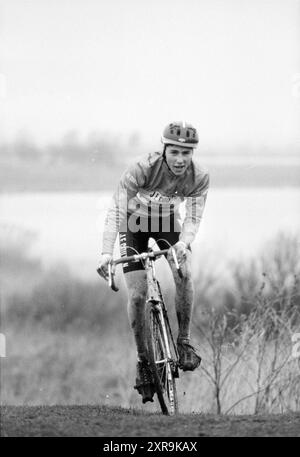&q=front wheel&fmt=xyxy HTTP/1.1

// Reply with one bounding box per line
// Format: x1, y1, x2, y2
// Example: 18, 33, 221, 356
145, 300, 178, 415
